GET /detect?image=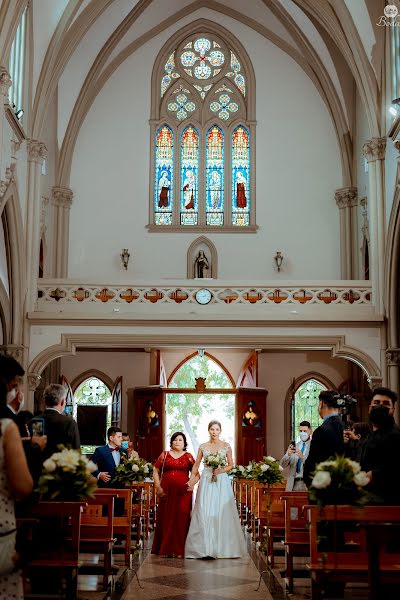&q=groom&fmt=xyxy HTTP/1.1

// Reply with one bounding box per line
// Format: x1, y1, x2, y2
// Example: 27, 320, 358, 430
91, 426, 128, 487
